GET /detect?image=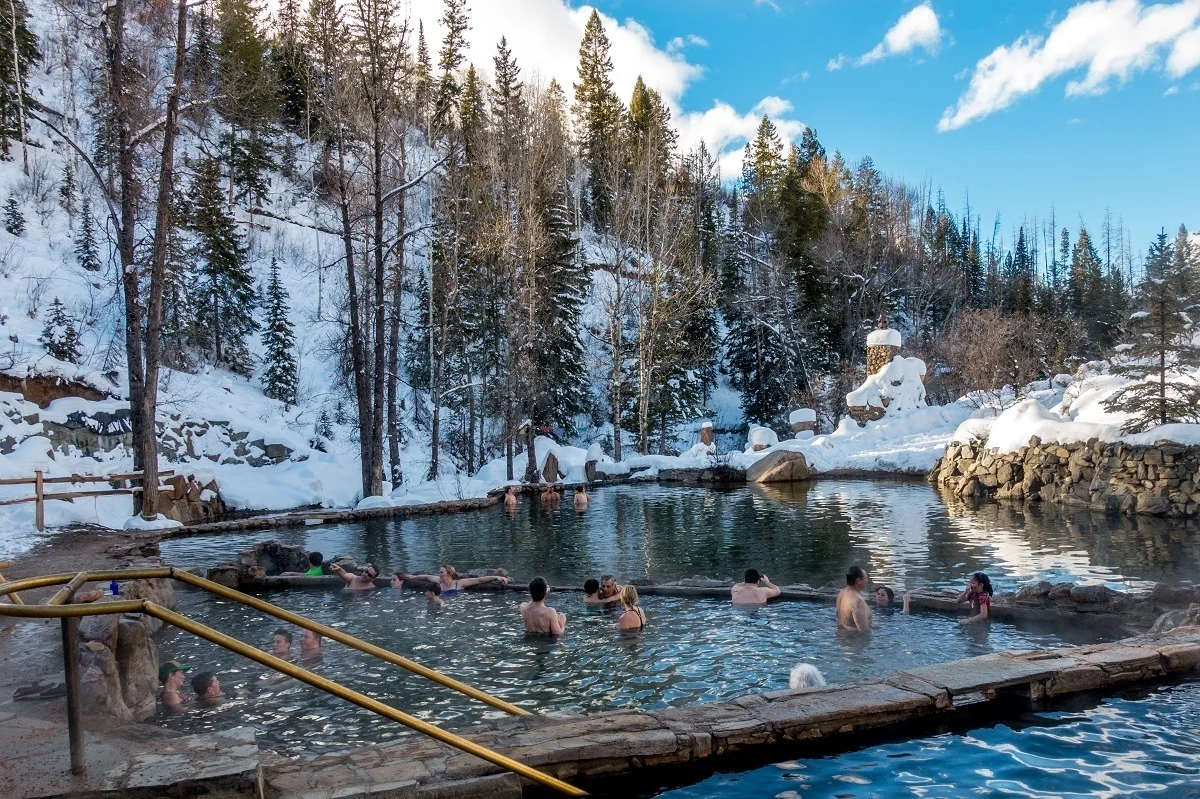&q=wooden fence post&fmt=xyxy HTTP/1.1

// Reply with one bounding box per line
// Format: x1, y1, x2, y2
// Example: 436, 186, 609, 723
34, 470, 44, 532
